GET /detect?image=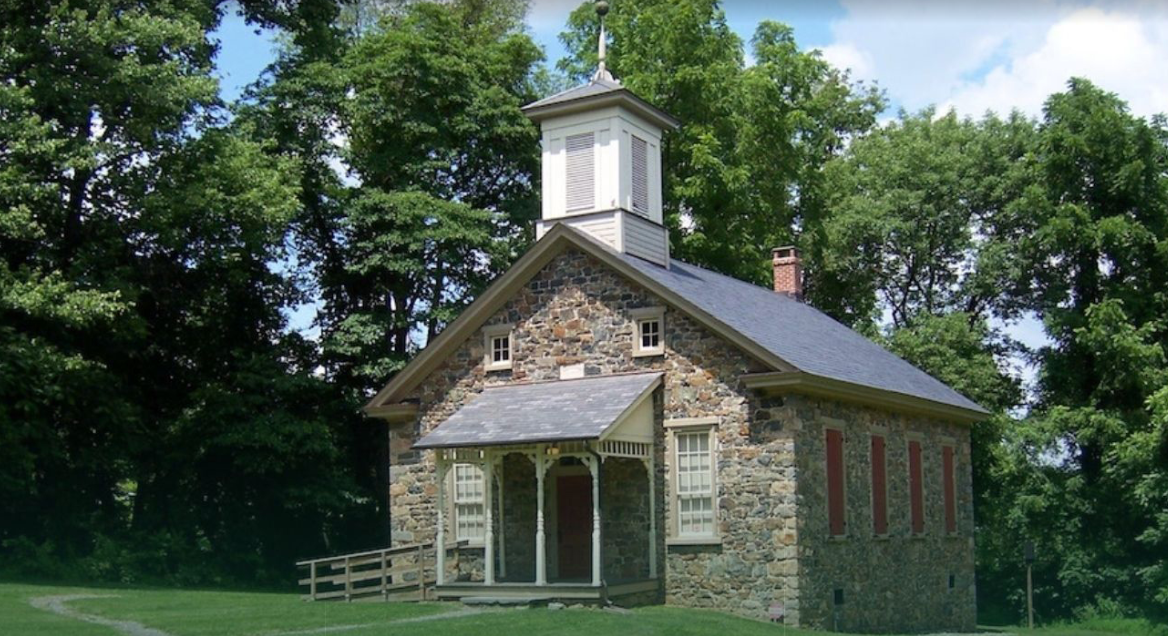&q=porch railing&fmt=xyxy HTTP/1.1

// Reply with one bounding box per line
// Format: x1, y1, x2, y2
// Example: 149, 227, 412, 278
296, 541, 463, 602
